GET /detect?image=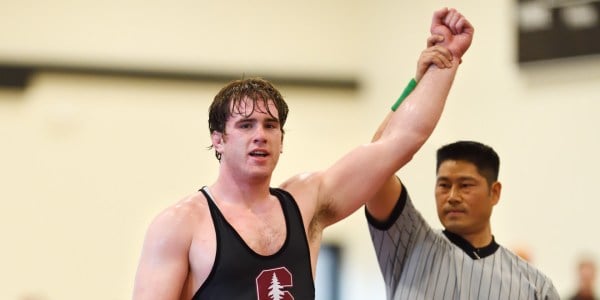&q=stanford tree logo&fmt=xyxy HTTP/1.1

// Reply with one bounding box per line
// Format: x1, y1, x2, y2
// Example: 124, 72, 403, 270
255, 267, 294, 300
